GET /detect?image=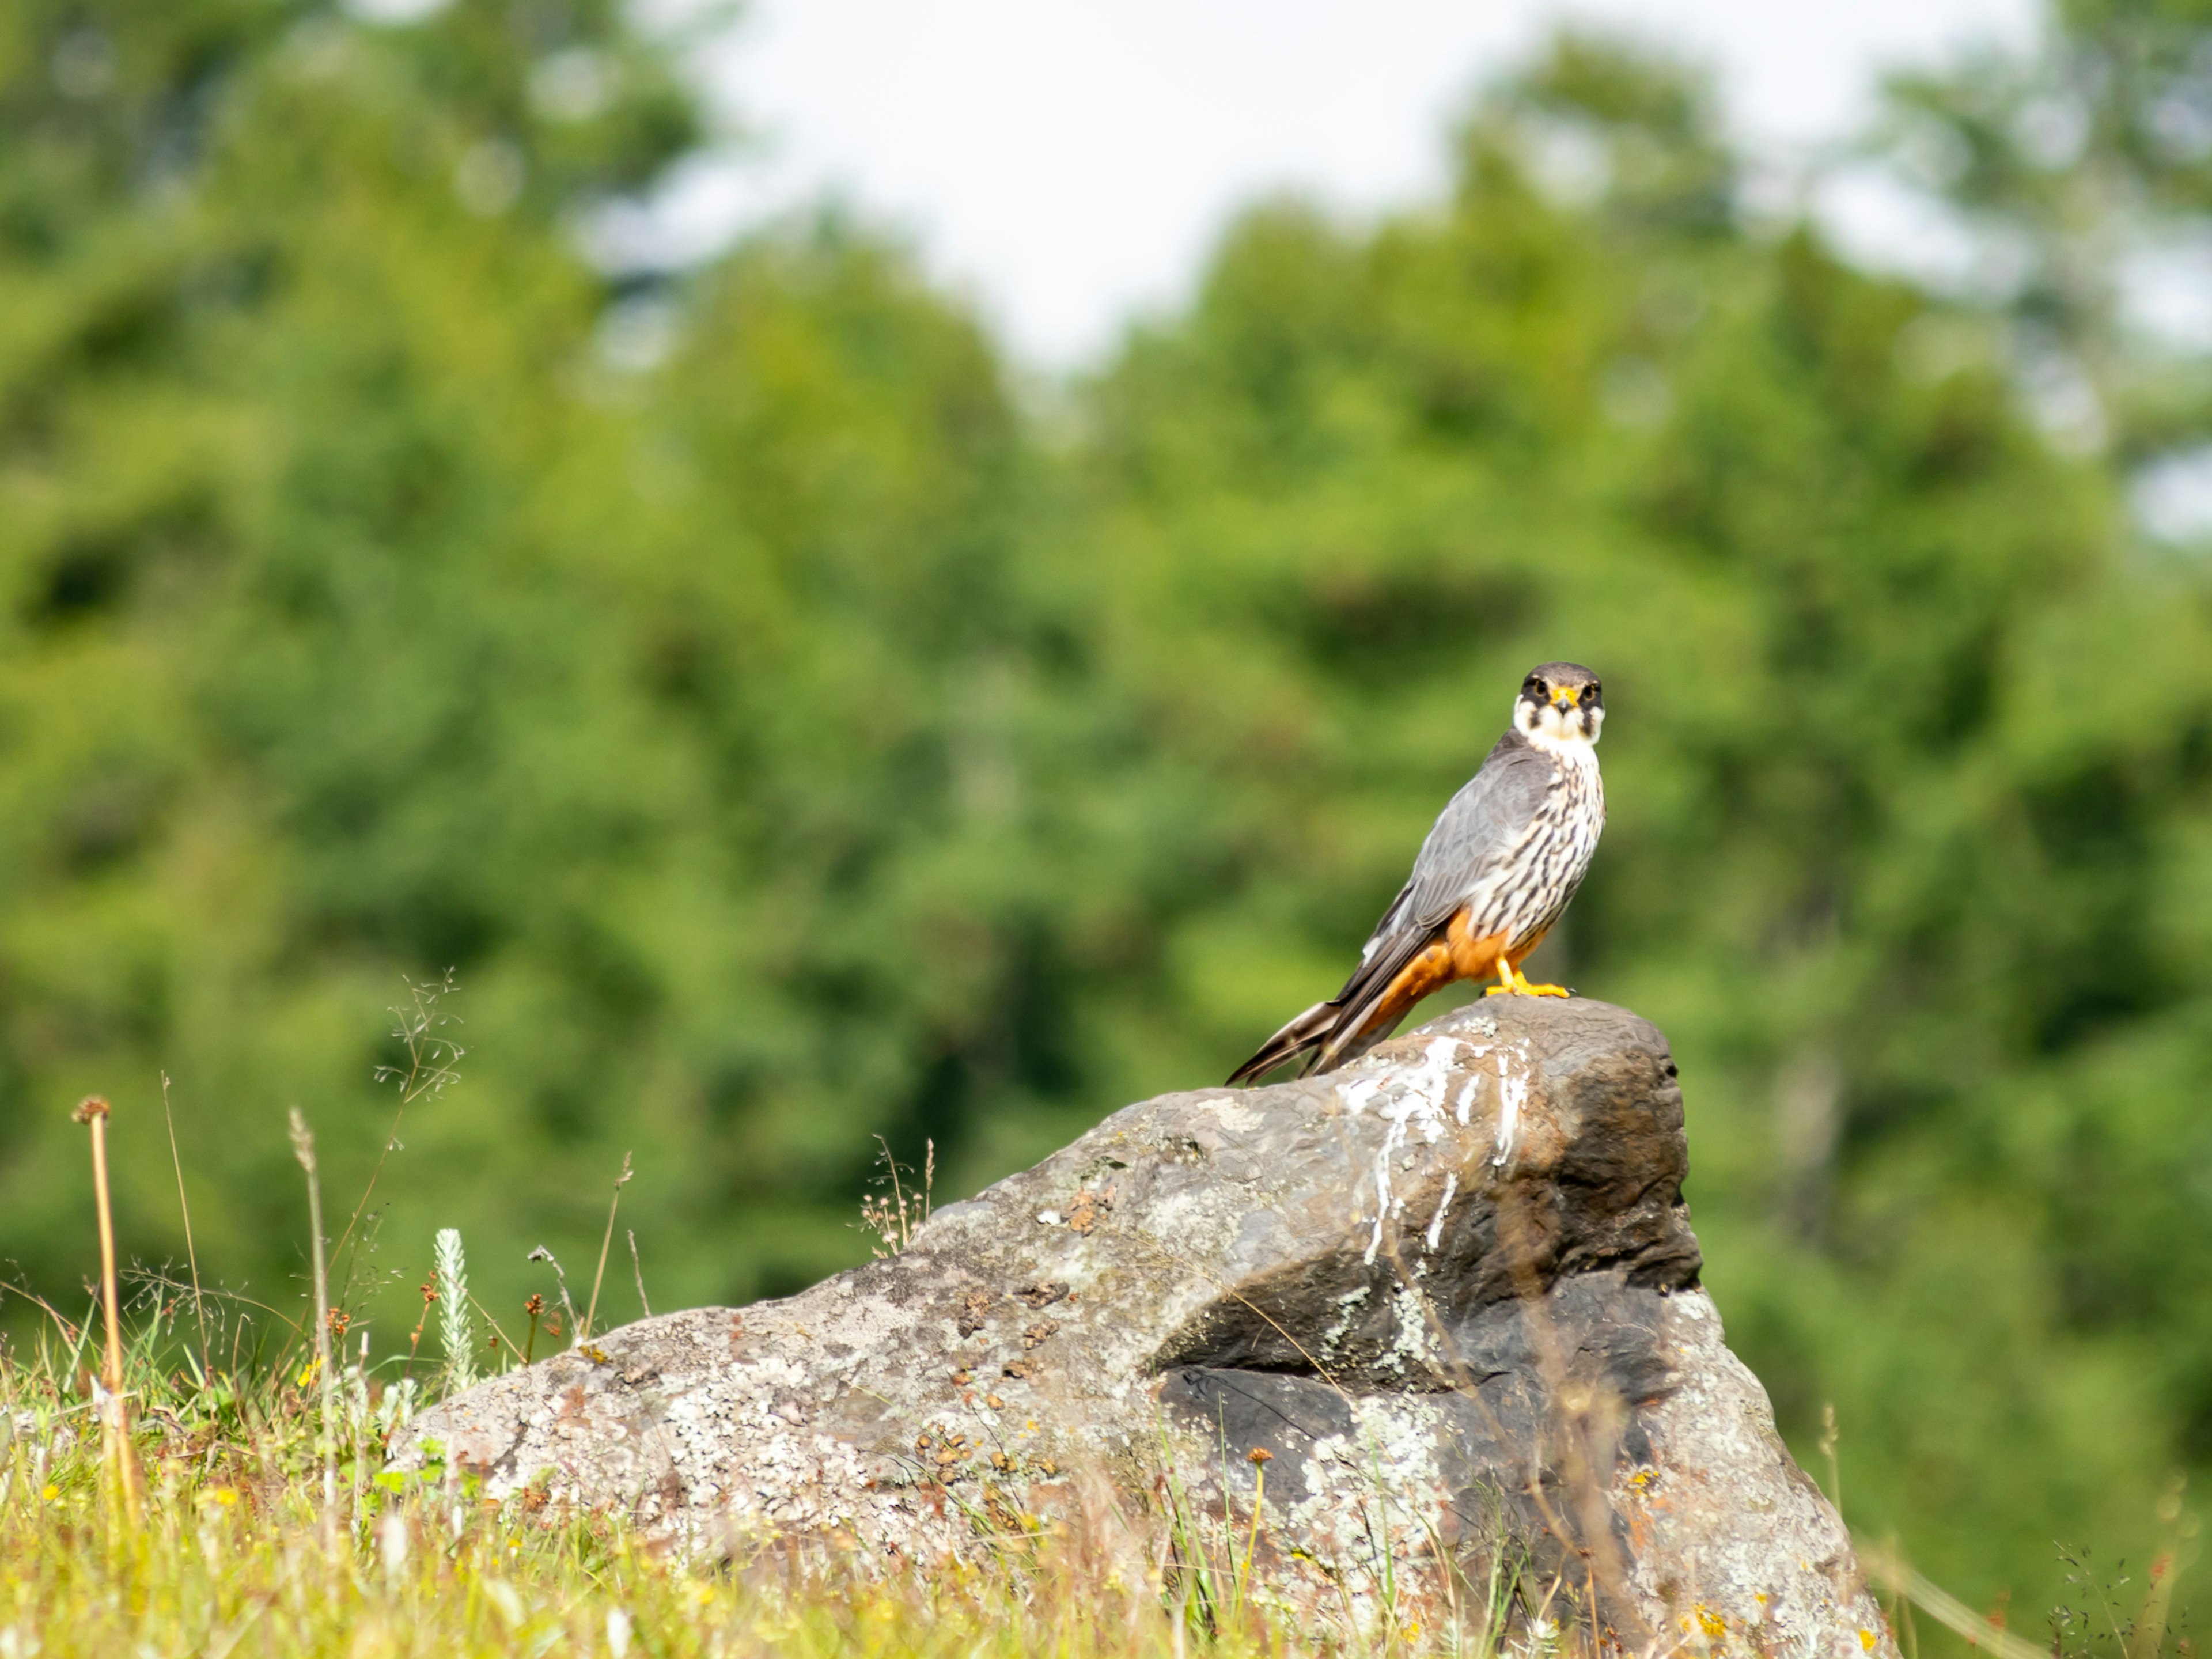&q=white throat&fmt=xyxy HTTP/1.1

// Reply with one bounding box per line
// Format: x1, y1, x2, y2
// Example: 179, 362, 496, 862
1515, 699, 1603, 757
1525, 726, 1599, 760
